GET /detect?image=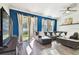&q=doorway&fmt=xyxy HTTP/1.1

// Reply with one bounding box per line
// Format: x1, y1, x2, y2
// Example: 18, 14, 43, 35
18, 14, 31, 42
22, 16, 30, 42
